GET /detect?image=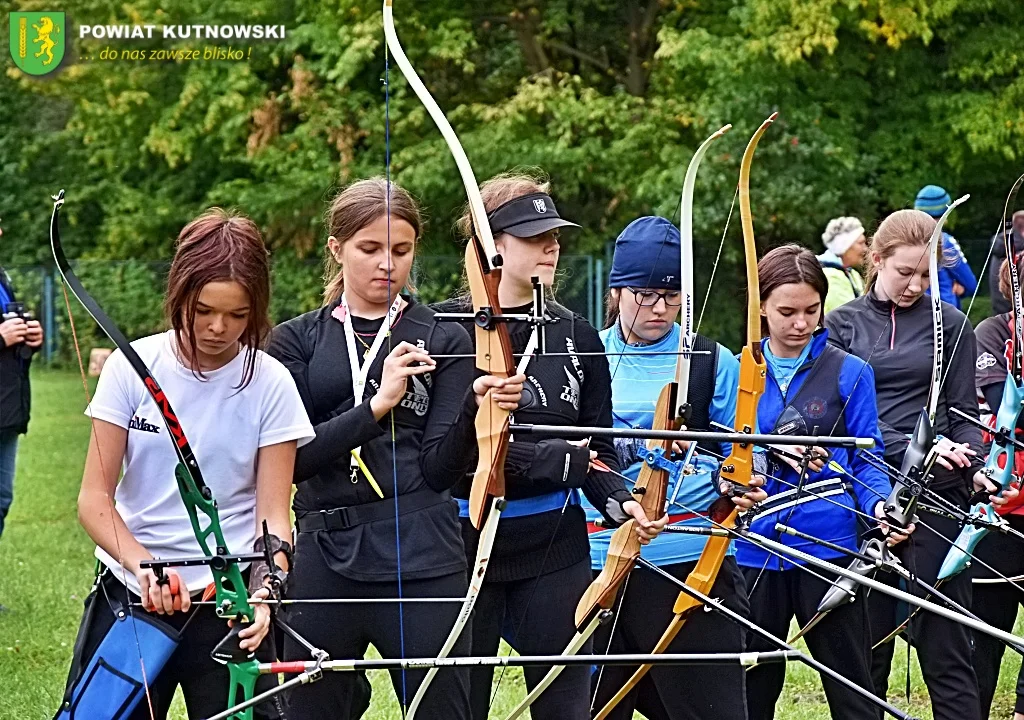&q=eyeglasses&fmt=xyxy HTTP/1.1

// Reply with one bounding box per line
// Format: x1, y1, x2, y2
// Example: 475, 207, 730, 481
626, 288, 682, 307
